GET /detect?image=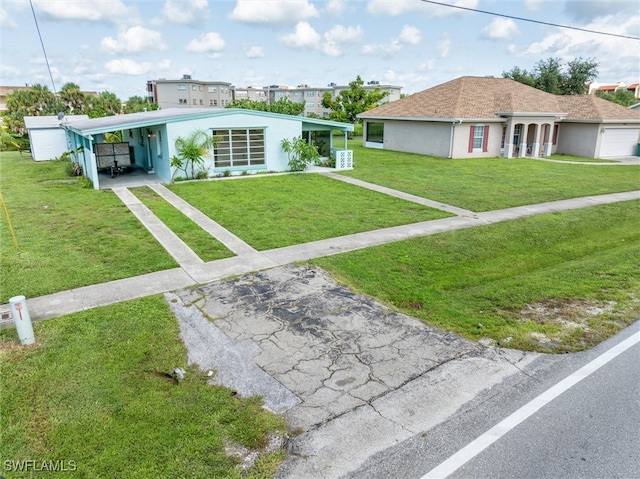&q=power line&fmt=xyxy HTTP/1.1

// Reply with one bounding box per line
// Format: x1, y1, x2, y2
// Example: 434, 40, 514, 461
419, 0, 640, 40
29, 0, 57, 93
